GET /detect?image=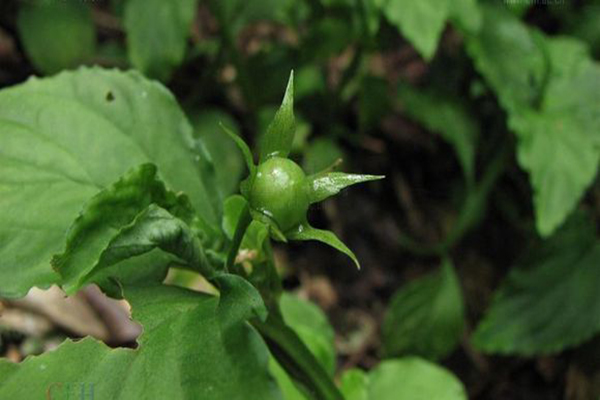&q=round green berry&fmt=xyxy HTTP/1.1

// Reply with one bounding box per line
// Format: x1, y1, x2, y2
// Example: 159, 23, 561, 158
249, 157, 309, 232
